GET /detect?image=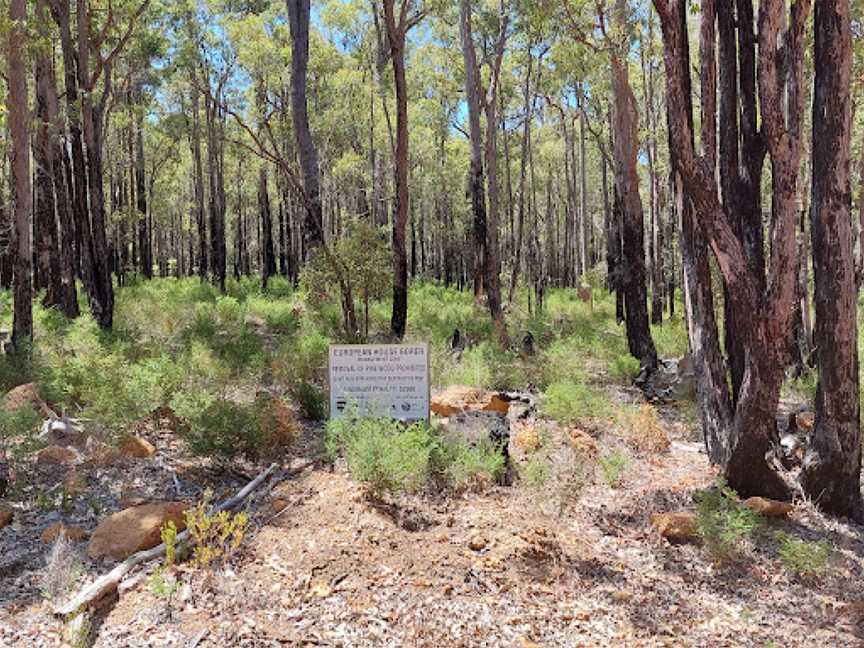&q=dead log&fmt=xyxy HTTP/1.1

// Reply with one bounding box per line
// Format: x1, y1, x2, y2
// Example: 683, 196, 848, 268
54, 462, 278, 620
